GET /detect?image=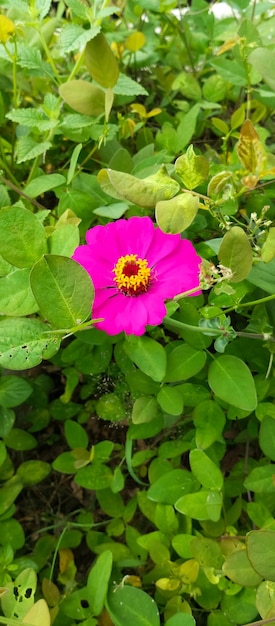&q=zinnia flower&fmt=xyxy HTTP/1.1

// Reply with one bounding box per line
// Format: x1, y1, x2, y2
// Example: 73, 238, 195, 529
72, 216, 201, 336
